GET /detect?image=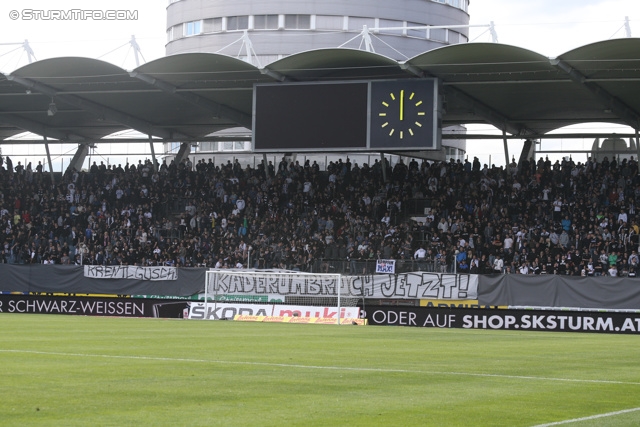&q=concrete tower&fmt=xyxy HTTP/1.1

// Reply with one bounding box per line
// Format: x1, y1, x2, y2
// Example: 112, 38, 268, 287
167, 0, 470, 63
166, 0, 470, 160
